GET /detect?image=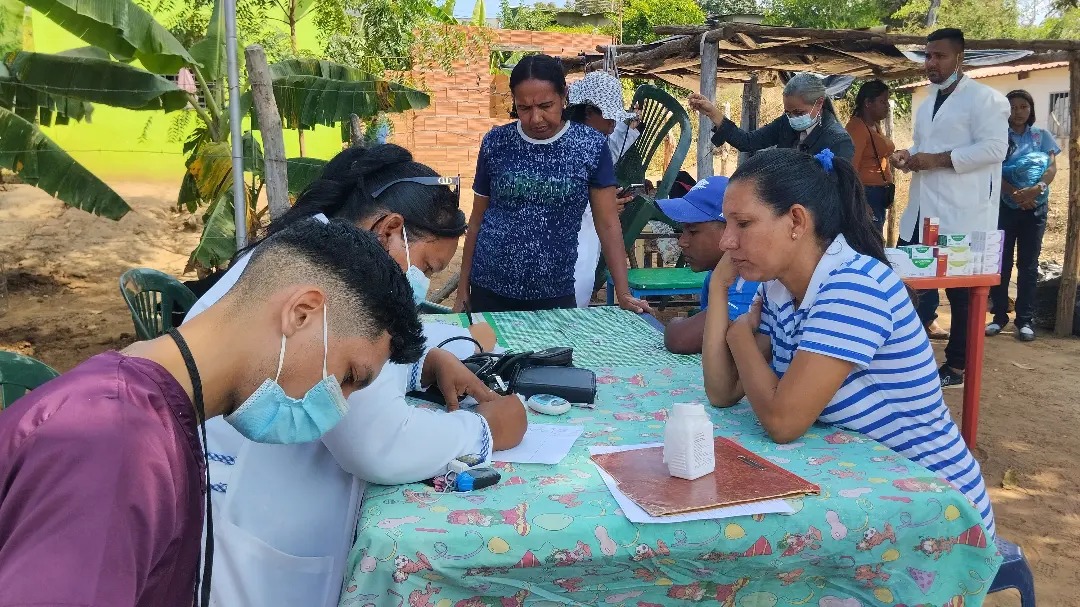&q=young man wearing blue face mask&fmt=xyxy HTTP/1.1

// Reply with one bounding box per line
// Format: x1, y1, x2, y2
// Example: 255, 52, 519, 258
0, 220, 425, 607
